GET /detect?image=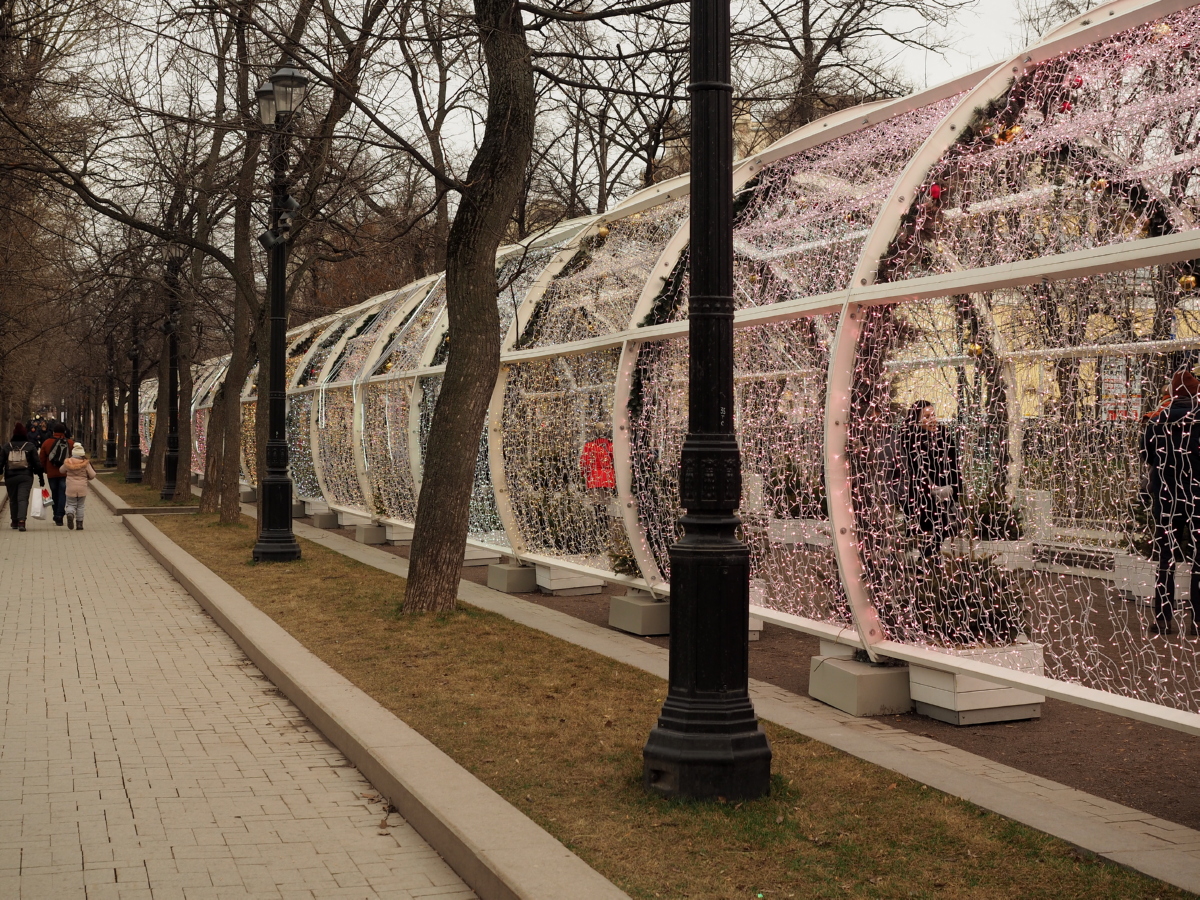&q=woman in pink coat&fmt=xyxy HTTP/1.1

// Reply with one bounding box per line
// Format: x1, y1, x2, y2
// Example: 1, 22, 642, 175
61, 445, 96, 531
